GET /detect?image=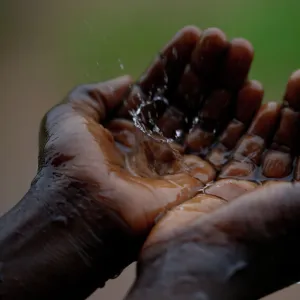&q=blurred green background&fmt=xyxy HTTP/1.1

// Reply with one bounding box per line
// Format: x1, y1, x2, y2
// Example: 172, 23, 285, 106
1, 1, 300, 299
65, 0, 300, 102
2, 0, 300, 100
